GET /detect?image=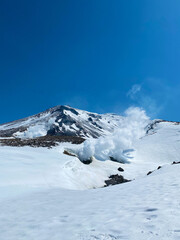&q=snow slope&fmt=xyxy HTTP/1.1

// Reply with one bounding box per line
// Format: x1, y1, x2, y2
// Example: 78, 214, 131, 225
0, 164, 180, 240
1, 120, 179, 195
69, 119, 180, 181
0, 144, 121, 197
0, 112, 180, 239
